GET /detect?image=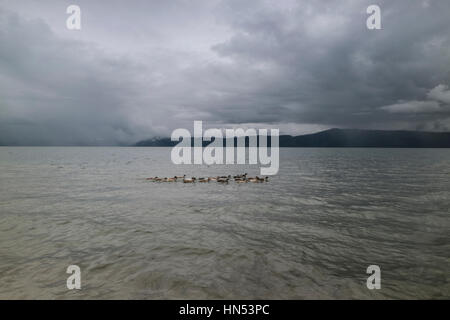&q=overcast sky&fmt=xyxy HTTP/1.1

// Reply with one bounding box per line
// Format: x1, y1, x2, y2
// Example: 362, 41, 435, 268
1, 0, 450, 145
